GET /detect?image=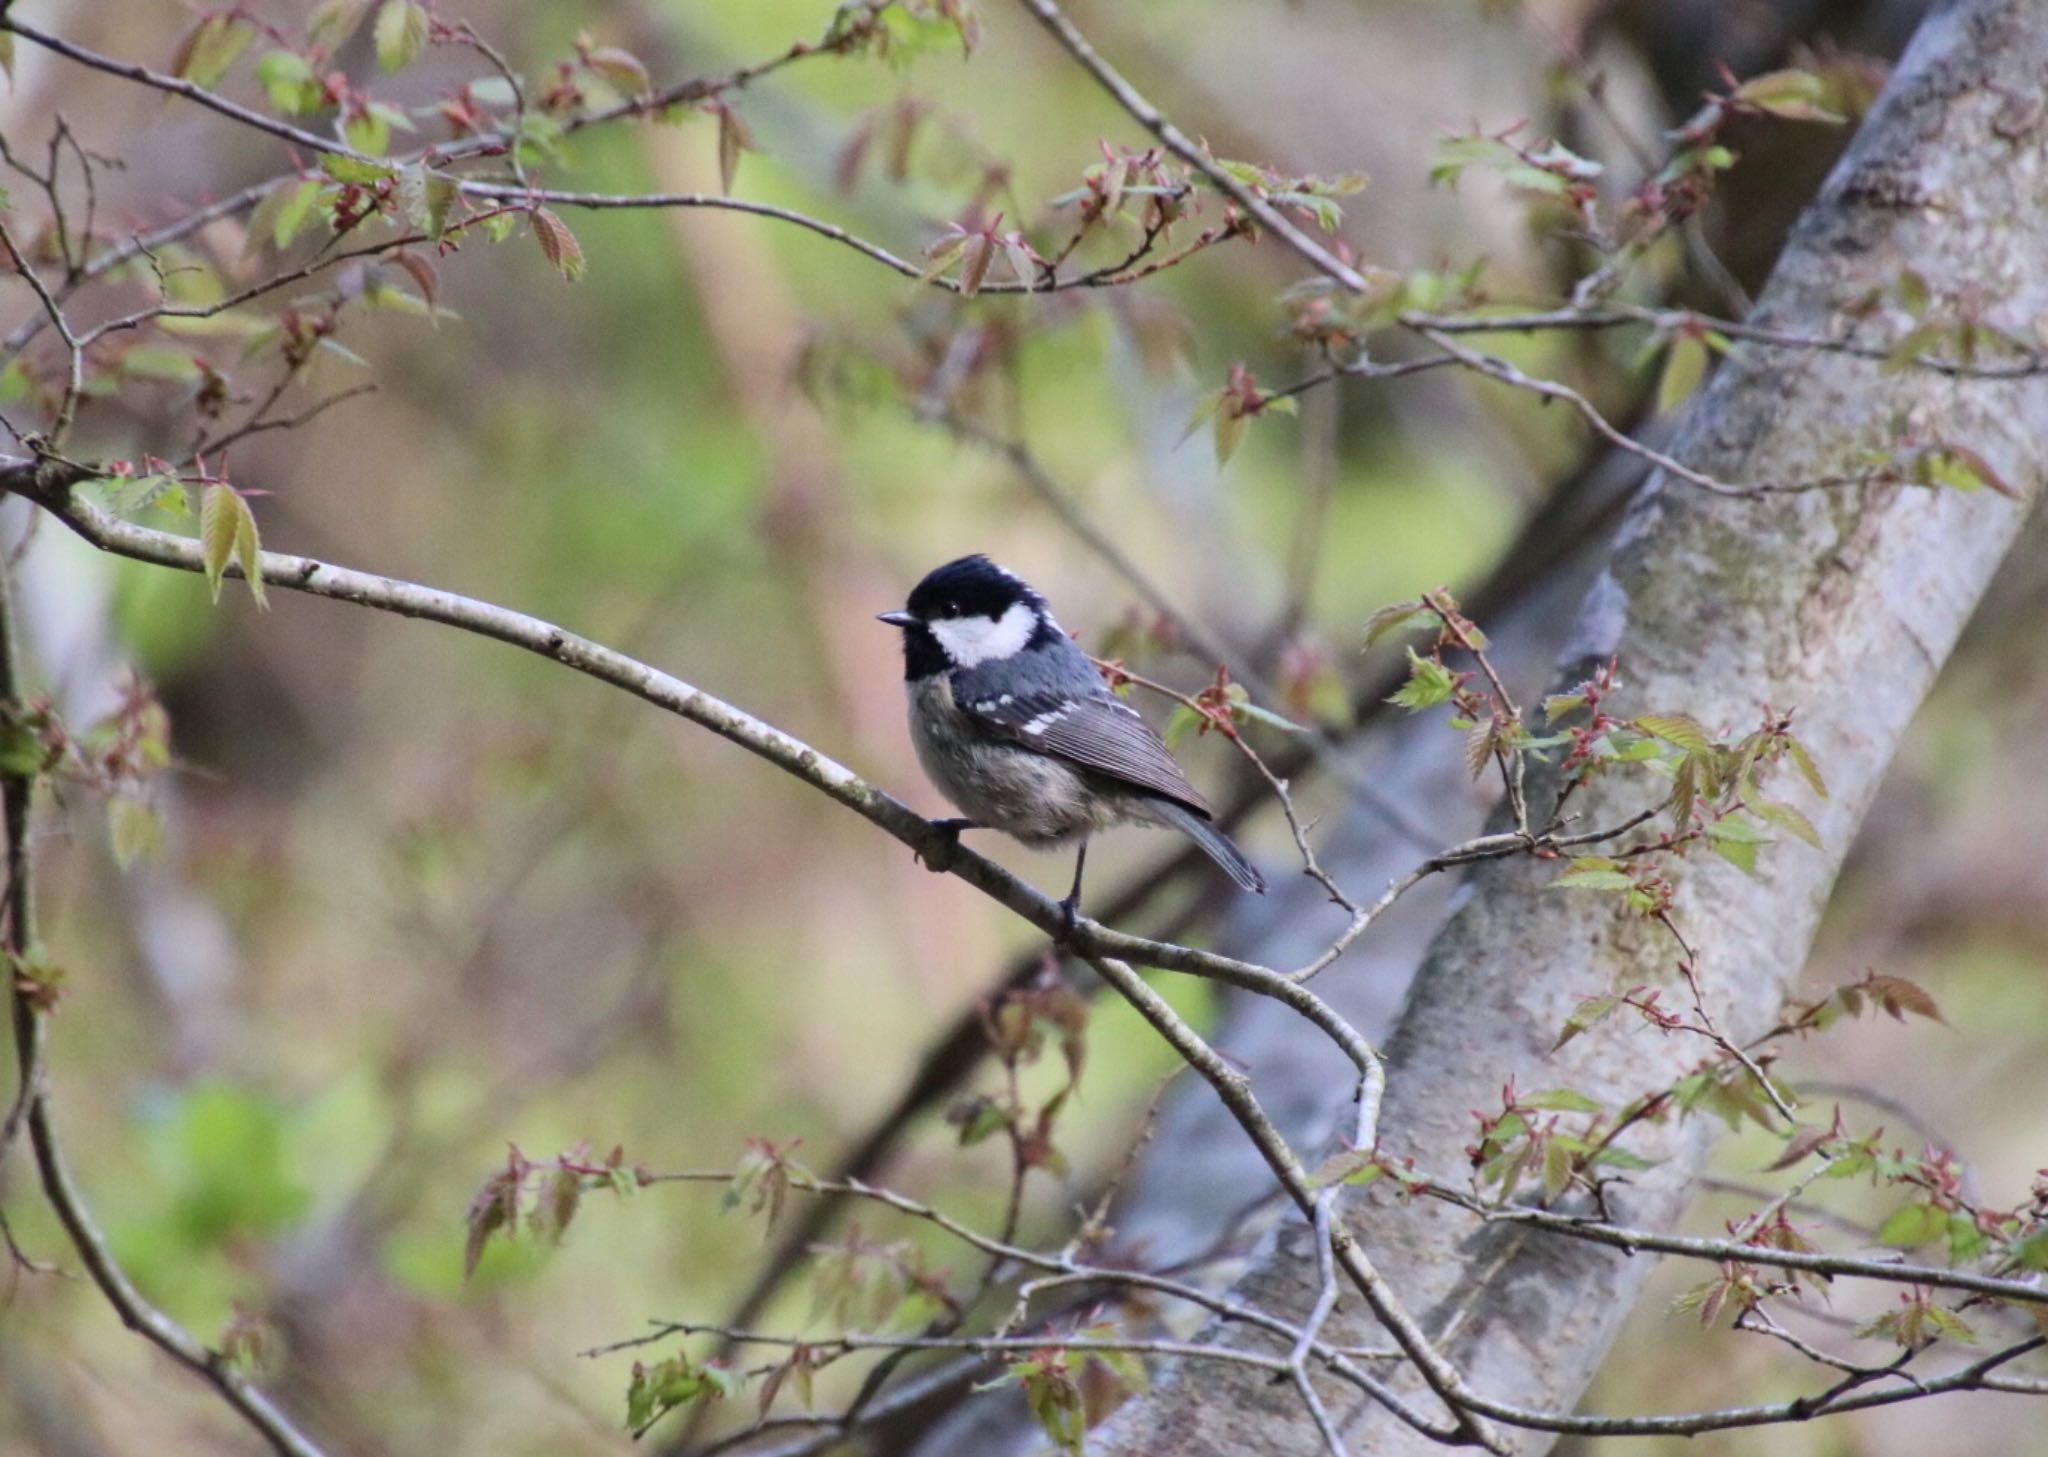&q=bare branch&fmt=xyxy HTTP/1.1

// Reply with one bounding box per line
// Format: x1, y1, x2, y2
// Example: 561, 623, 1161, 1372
0, 218, 82, 443
1412, 324, 1887, 497
1405, 304, 2048, 380
455, 182, 1215, 294
1438, 1196, 2048, 1309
